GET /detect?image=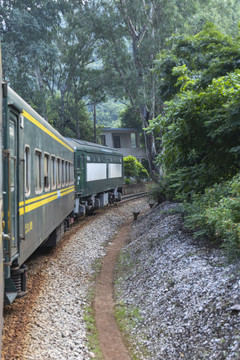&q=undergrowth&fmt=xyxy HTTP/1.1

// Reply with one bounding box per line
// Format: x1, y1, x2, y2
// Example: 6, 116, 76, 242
181, 174, 240, 260
83, 257, 103, 360
114, 253, 151, 360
